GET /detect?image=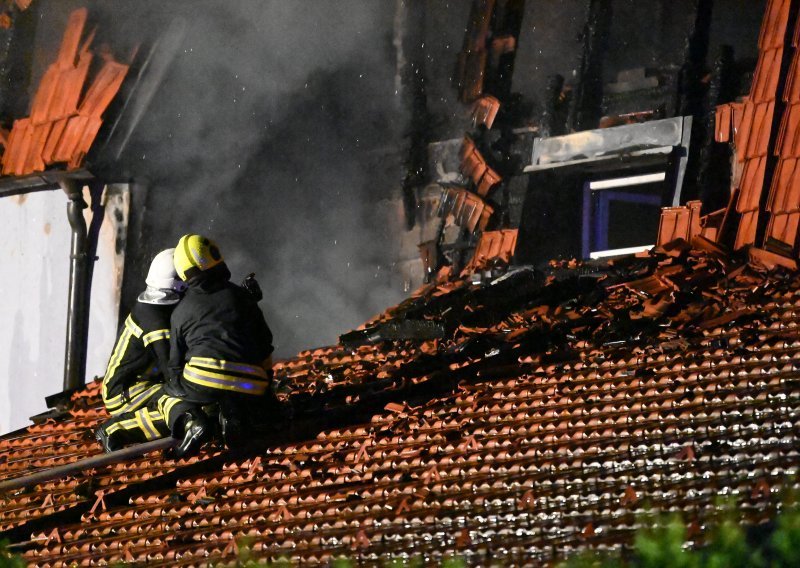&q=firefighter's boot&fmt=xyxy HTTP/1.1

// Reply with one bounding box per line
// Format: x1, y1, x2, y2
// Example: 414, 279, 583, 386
173, 410, 209, 458
95, 425, 123, 453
